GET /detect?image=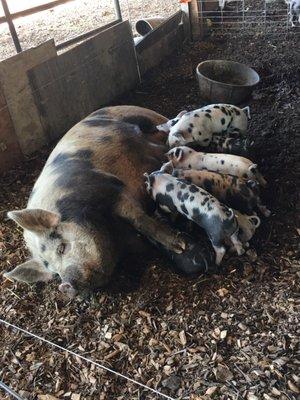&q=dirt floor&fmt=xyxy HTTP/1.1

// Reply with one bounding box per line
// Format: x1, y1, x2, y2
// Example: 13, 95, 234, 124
0, 21, 299, 400
0, 0, 179, 61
